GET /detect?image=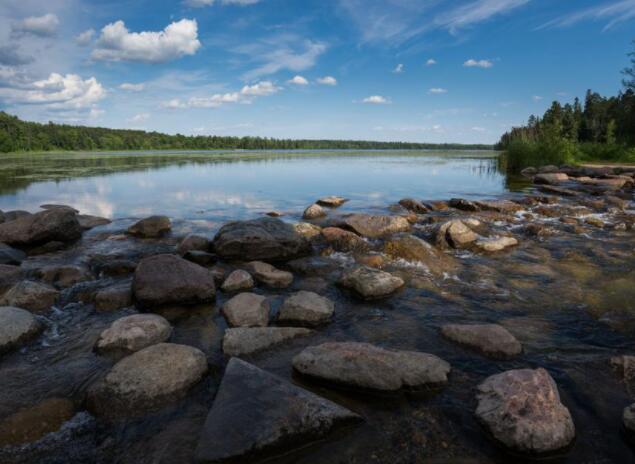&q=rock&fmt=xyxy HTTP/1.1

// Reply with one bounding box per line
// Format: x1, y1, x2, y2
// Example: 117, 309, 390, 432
399, 198, 429, 213
435, 220, 477, 248
0, 398, 76, 447
28, 240, 67, 256
426, 200, 449, 211
0, 306, 42, 354
474, 236, 518, 252
0, 243, 26, 265
533, 173, 568, 185
0, 208, 81, 246
222, 327, 313, 356
293, 222, 322, 239
133, 254, 216, 308
293, 342, 450, 391
474, 200, 523, 214
624, 404, 635, 434
355, 253, 385, 269
342, 214, 410, 238
521, 167, 537, 177
176, 234, 210, 255
95, 282, 133, 312
605, 195, 627, 209
36, 264, 92, 288
213, 217, 310, 262
183, 250, 216, 266
585, 217, 604, 228
538, 165, 559, 173
2, 210, 31, 221
265, 211, 283, 217
87, 343, 207, 418
449, 198, 480, 211
317, 196, 348, 207
77, 214, 111, 230
610, 355, 635, 381
244, 261, 293, 288
221, 270, 254, 292
278, 291, 335, 326
475, 368, 575, 454
303, 203, 327, 219
441, 324, 522, 359
95, 314, 172, 356
194, 358, 361, 463
287, 256, 342, 277
222, 293, 270, 328
40, 204, 79, 213
321, 227, 368, 252
0, 265, 23, 295
127, 215, 171, 238
338, 266, 404, 299
0, 281, 59, 313
538, 185, 580, 197
384, 234, 459, 276
0, 210, 3, 223
95, 258, 137, 277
